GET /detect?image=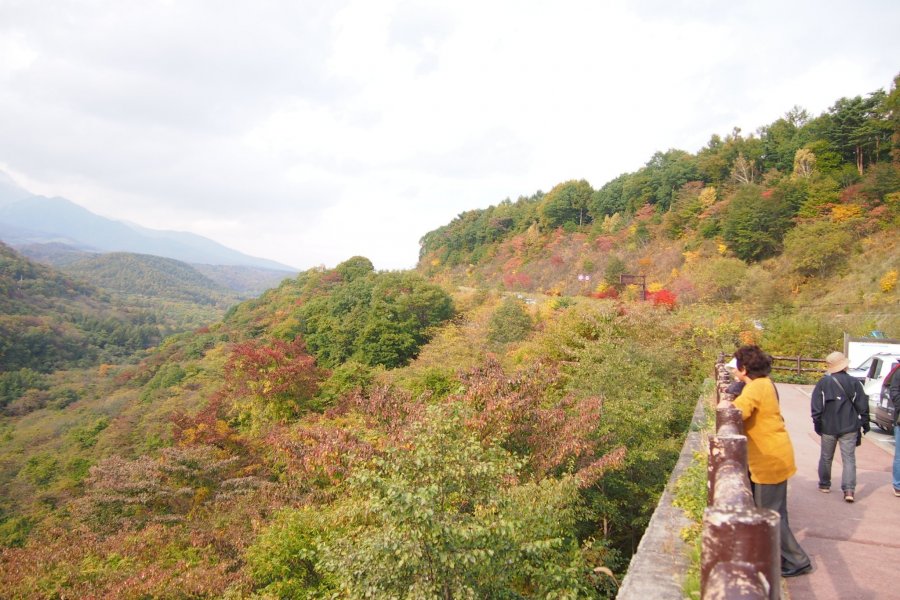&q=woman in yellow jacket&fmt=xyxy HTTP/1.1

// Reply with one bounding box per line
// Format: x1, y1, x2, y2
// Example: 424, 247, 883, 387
732, 345, 812, 578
